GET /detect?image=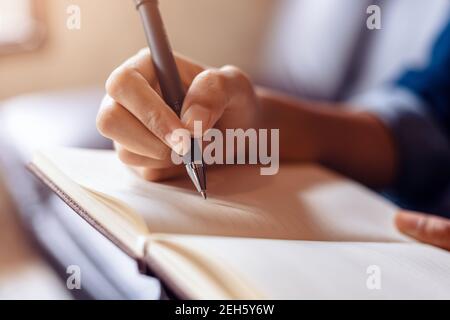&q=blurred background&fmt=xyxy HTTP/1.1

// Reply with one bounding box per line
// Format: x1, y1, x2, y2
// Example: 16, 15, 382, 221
0, 0, 274, 100
0, 0, 275, 299
0, 0, 448, 300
